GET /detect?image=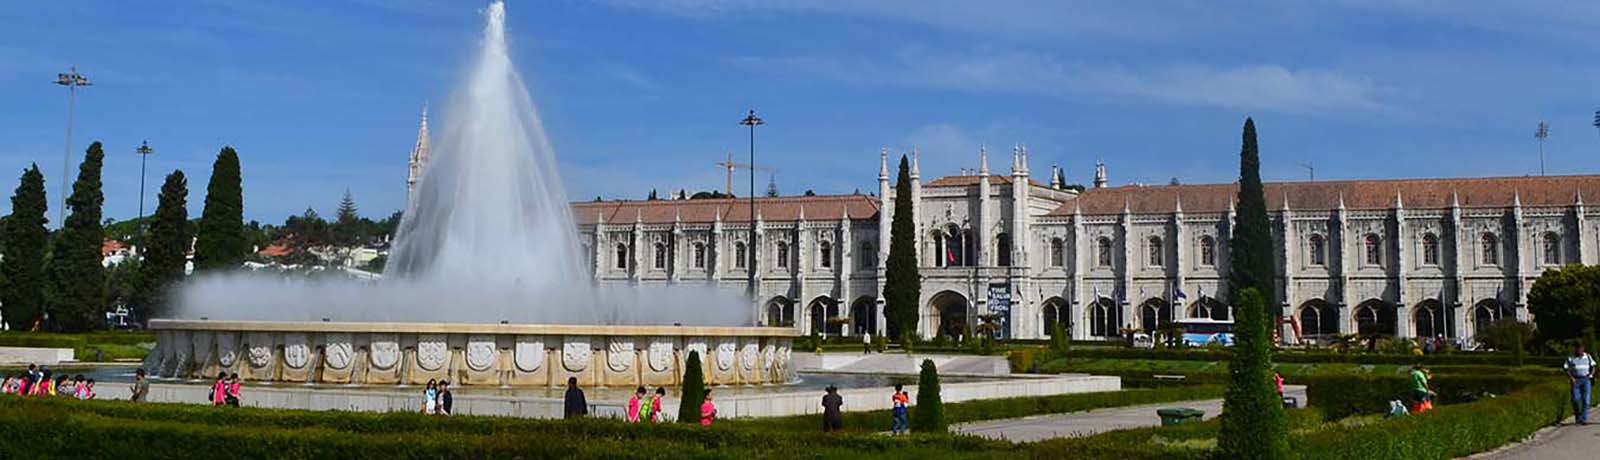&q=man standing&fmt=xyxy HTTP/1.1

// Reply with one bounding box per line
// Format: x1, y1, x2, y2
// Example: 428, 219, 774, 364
437, 380, 454, 416
563, 377, 588, 419
1566, 344, 1596, 425
821, 385, 844, 432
